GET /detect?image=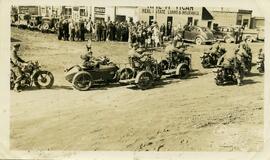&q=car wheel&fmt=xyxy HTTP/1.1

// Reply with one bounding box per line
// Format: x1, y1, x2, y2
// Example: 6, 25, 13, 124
246, 37, 252, 43
195, 38, 202, 45
177, 63, 190, 79
225, 37, 231, 43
